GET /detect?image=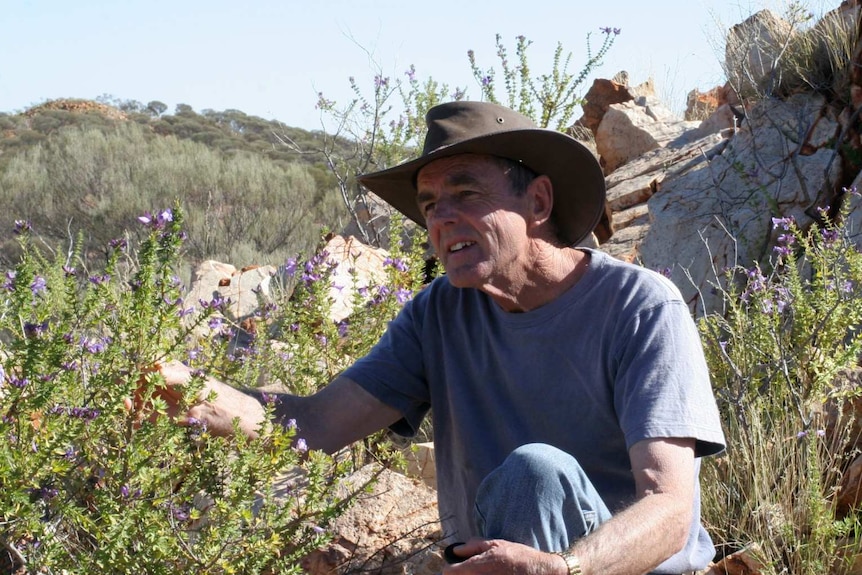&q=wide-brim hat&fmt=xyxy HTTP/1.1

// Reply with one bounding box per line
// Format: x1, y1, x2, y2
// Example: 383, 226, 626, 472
357, 100, 606, 246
